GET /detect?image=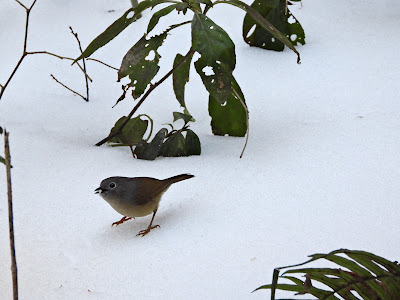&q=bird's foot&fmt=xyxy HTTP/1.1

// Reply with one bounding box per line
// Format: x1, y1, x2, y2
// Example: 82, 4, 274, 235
112, 216, 134, 227
136, 225, 160, 237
